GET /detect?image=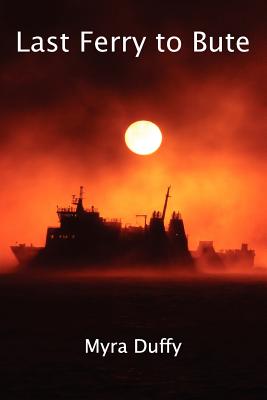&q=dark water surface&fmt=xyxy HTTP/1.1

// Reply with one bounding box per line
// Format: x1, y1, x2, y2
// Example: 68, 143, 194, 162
0, 272, 267, 399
